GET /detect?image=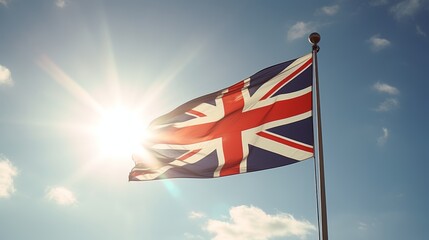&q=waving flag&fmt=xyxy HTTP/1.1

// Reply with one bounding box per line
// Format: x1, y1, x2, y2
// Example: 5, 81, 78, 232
130, 53, 314, 181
